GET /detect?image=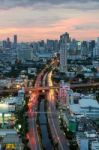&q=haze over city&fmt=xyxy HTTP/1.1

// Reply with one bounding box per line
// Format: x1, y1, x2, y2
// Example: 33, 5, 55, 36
0, 0, 99, 42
